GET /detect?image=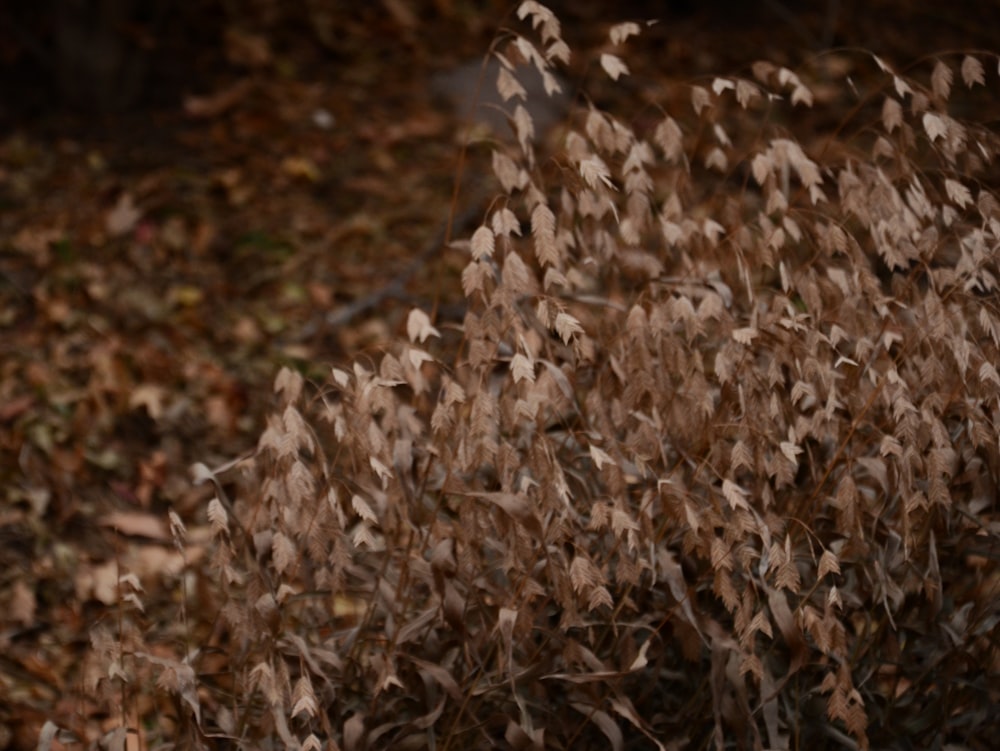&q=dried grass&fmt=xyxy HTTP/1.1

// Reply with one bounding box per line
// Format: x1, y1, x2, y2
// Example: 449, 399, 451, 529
74, 3, 1000, 750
